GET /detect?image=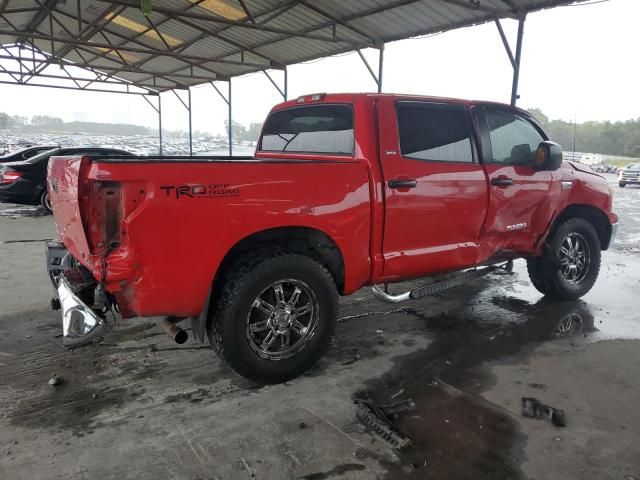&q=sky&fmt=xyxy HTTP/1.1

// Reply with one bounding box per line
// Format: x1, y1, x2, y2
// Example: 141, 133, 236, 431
0, 0, 638, 136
